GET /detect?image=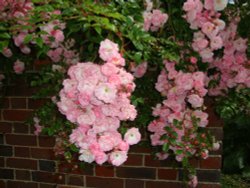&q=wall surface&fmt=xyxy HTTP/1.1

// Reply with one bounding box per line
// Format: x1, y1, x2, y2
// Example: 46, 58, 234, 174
0, 78, 223, 188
